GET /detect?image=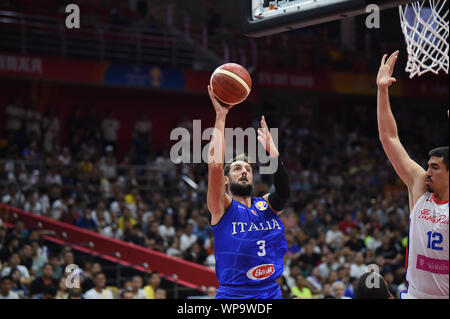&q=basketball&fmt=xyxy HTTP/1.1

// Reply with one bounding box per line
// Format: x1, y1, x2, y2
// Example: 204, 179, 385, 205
210, 63, 252, 105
